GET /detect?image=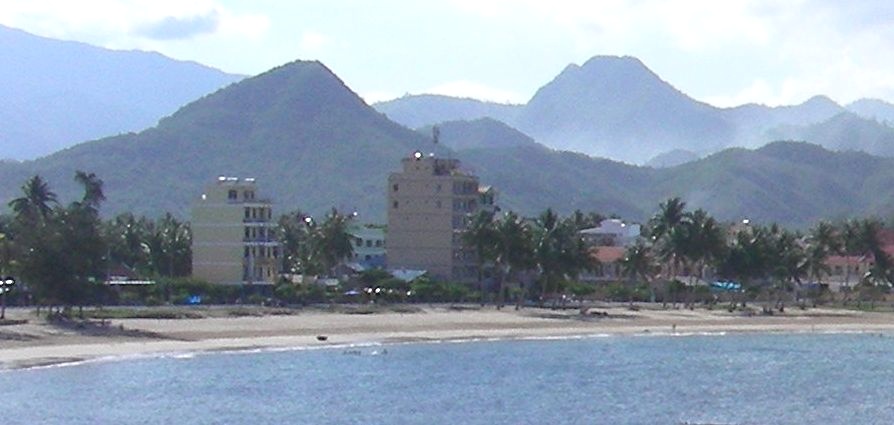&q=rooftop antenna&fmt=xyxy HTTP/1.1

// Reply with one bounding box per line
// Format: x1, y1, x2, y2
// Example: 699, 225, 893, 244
432, 124, 450, 161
